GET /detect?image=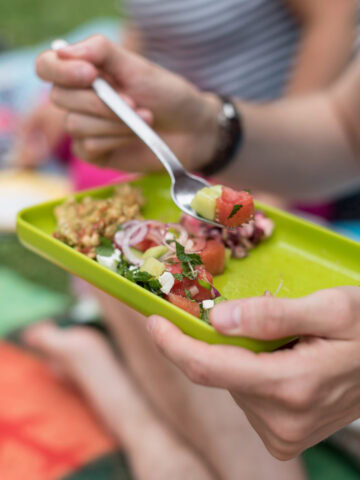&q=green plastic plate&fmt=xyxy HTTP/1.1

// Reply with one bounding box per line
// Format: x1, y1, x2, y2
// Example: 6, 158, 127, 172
17, 174, 360, 352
